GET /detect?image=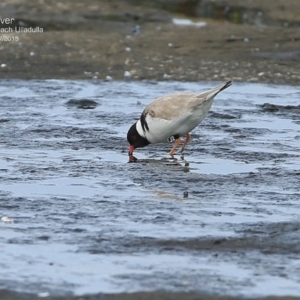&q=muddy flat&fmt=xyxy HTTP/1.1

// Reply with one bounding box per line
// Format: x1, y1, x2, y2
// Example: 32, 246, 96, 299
0, 0, 300, 85
1, 80, 300, 299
